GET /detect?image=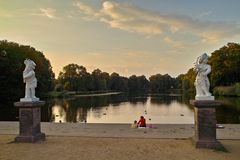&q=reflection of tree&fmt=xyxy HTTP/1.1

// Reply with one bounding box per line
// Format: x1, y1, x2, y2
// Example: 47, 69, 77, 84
217, 97, 240, 111
41, 98, 55, 122
149, 95, 195, 111
129, 97, 148, 106
150, 95, 177, 106
3, 93, 240, 124
0, 101, 18, 121
216, 97, 240, 123
177, 93, 194, 111
44, 98, 68, 122
52, 105, 66, 123
216, 107, 240, 123
110, 94, 128, 106
76, 108, 88, 122
127, 92, 148, 106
